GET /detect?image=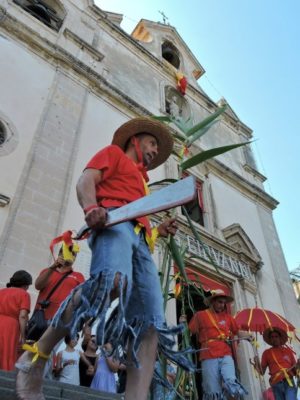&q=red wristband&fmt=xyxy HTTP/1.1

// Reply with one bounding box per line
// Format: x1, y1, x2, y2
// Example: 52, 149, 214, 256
83, 204, 98, 215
